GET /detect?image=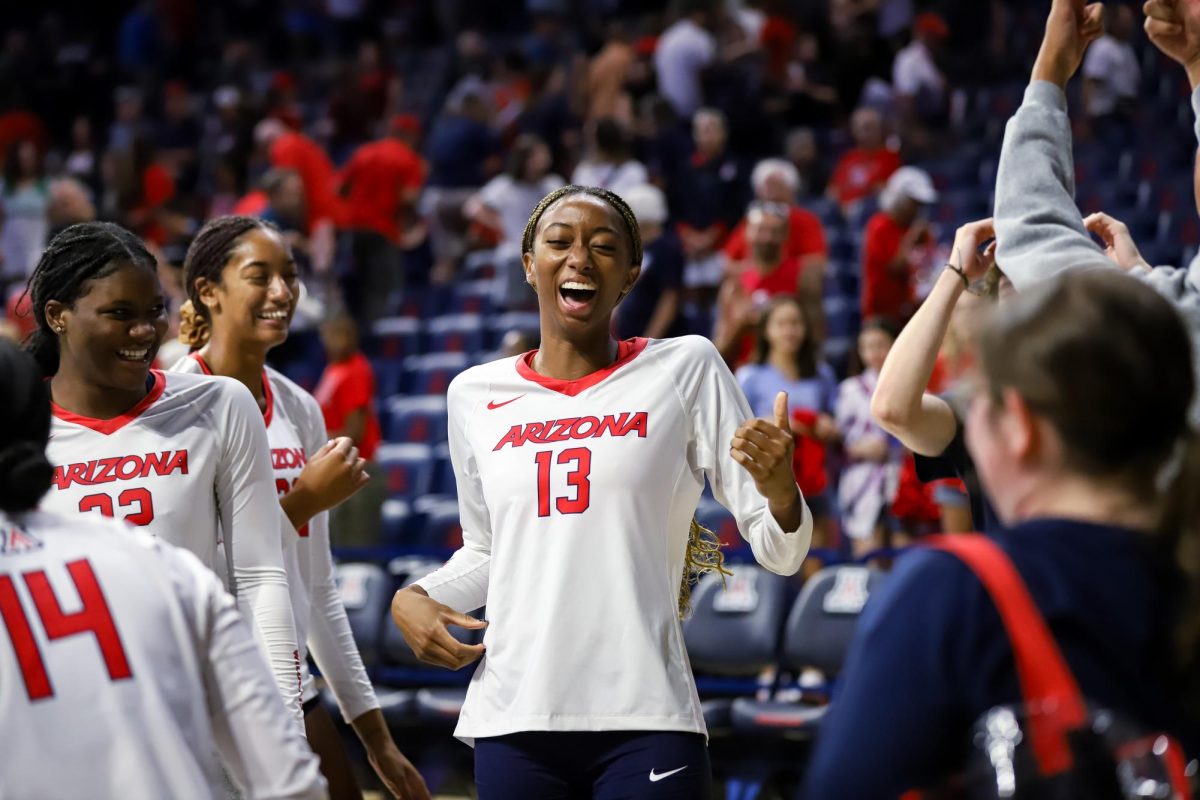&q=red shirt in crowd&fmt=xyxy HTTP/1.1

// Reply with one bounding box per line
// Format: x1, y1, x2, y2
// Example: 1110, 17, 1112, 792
313, 352, 382, 462
731, 256, 805, 365
136, 163, 176, 246
861, 211, 925, 322
270, 131, 345, 232
829, 147, 902, 207
723, 205, 828, 264
340, 139, 425, 242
